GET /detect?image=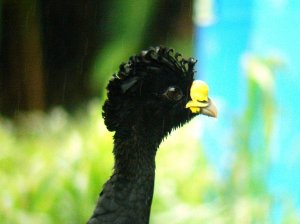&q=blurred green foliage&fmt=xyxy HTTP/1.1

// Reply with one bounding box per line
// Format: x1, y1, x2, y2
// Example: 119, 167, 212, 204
0, 101, 211, 224
0, 99, 204, 223
1, 98, 298, 224
0, 101, 114, 223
